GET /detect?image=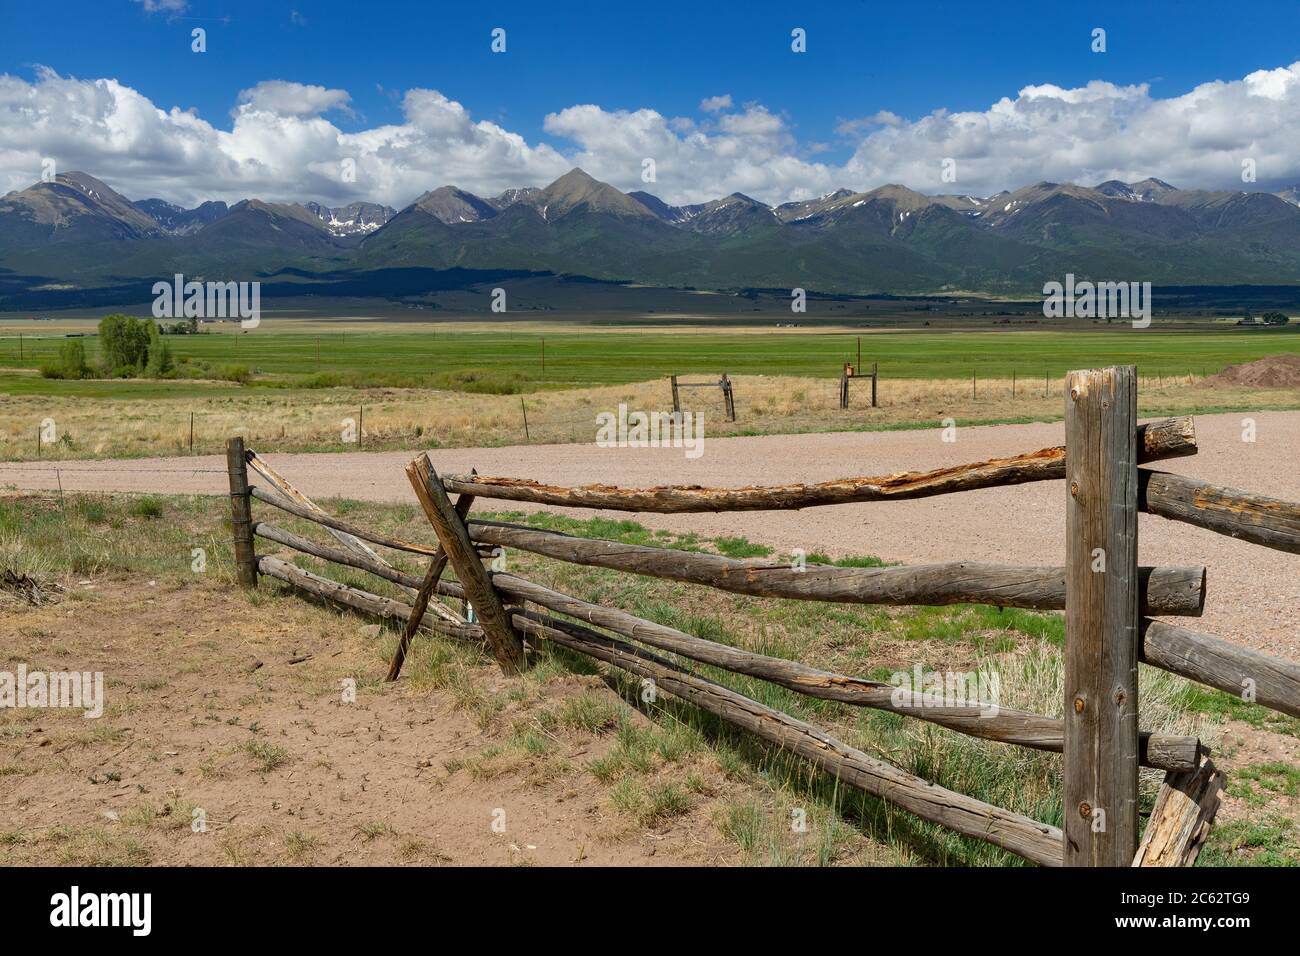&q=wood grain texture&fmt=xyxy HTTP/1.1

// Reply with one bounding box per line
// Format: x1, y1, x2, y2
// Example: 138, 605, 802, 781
387, 476, 475, 682
1063, 366, 1140, 867
1133, 757, 1224, 867
407, 454, 526, 674
225, 437, 257, 589
466, 520, 1204, 615
1141, 470, 1300, 555
439, 416, 1195, 513
1141, 619, 1300, 718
